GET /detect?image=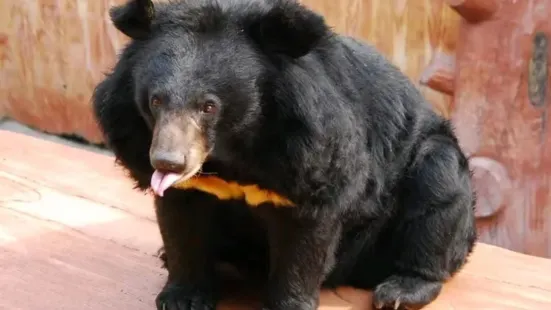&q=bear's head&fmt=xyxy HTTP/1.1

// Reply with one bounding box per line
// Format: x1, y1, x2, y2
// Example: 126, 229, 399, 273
93, 0, 331, 193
